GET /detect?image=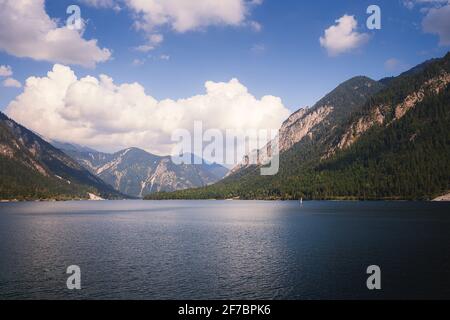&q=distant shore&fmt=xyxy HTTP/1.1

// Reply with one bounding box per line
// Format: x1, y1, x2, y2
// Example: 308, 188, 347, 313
3, 196, 450, 203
